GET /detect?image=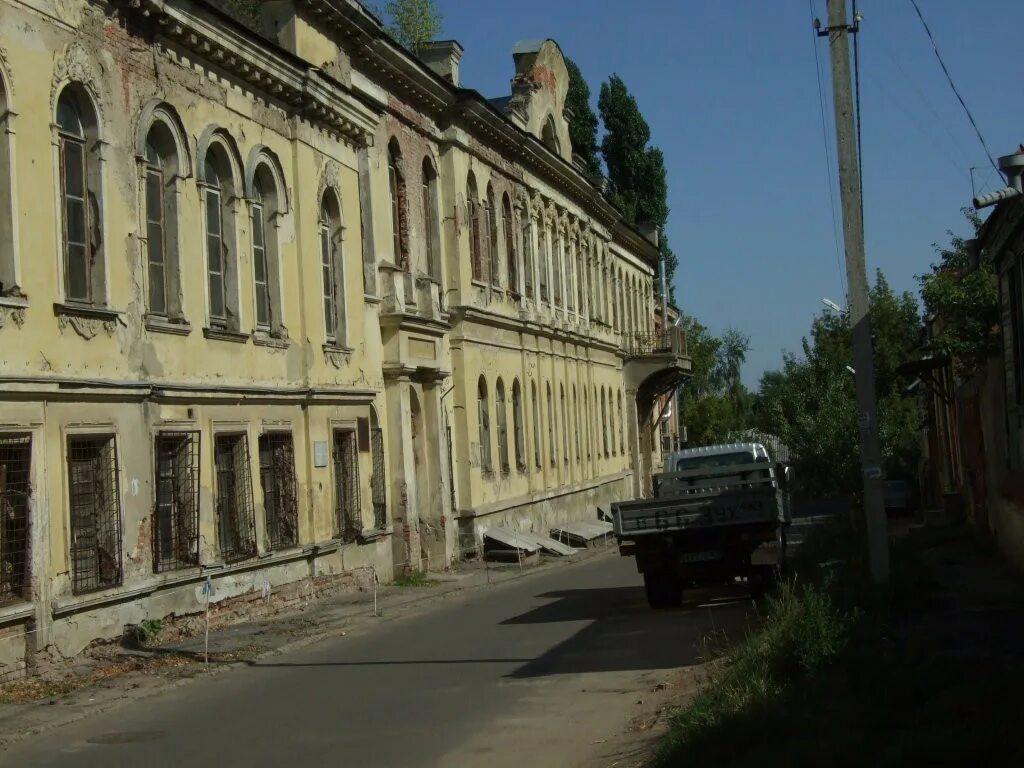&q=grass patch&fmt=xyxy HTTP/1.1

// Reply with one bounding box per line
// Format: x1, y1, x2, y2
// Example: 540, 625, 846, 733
654, 519, 1024, 767
391, 571, 438, 588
